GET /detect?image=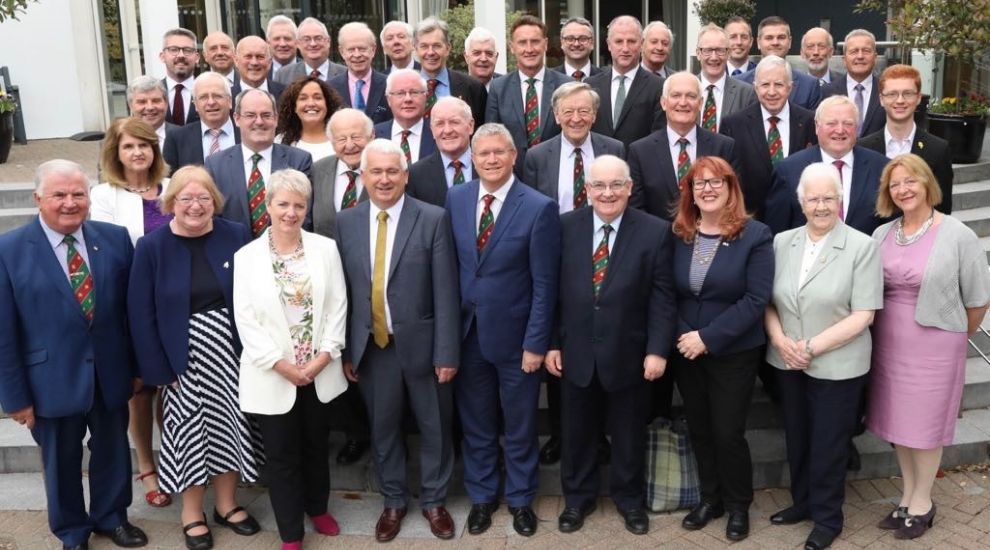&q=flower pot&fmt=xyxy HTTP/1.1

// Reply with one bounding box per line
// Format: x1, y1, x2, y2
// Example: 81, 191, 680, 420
0, 112, 13, 164
926, 113, 987, 164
